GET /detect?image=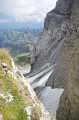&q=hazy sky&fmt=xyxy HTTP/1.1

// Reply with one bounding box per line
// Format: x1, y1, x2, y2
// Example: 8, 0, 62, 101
0, 0, 57, 22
